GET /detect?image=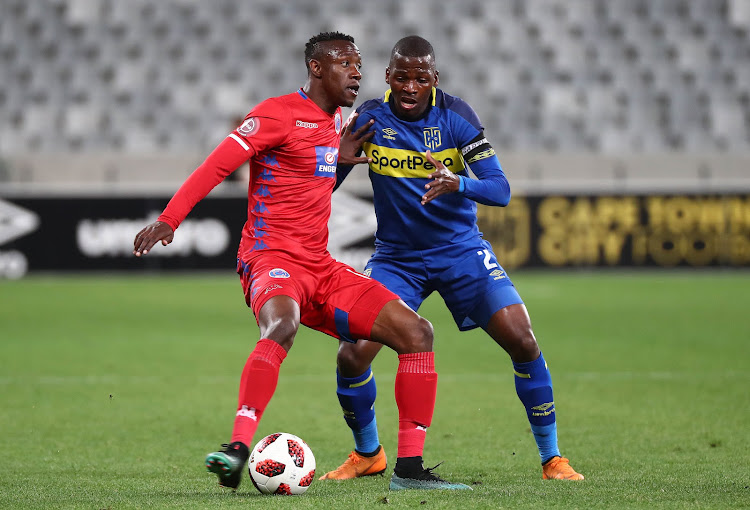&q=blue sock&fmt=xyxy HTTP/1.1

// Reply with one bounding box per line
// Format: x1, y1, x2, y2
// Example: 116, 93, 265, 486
336, 366, 380, 454
513, 352, 561, 464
